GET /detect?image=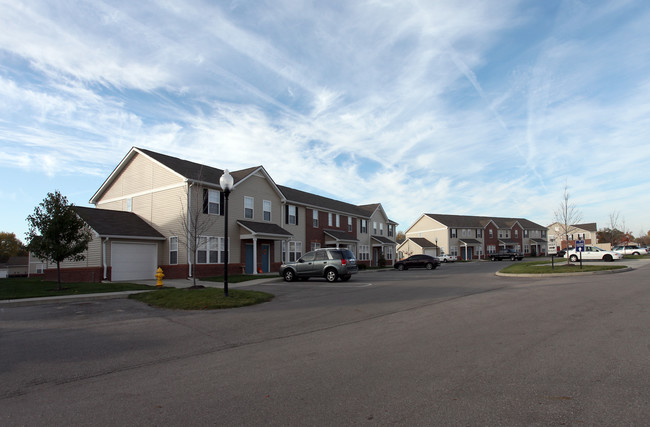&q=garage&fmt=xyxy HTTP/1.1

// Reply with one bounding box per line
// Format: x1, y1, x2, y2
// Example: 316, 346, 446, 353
111, 242, 158, 281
